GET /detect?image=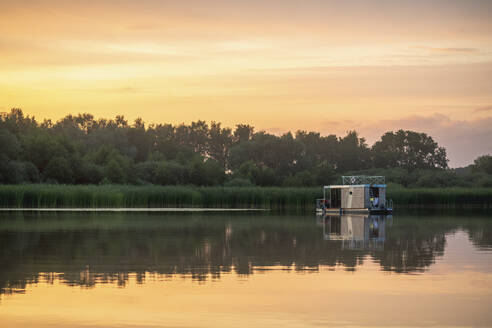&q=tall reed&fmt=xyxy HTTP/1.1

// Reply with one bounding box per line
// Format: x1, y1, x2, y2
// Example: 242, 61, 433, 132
0, 185, 321, 210
0, 184, 490, 210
